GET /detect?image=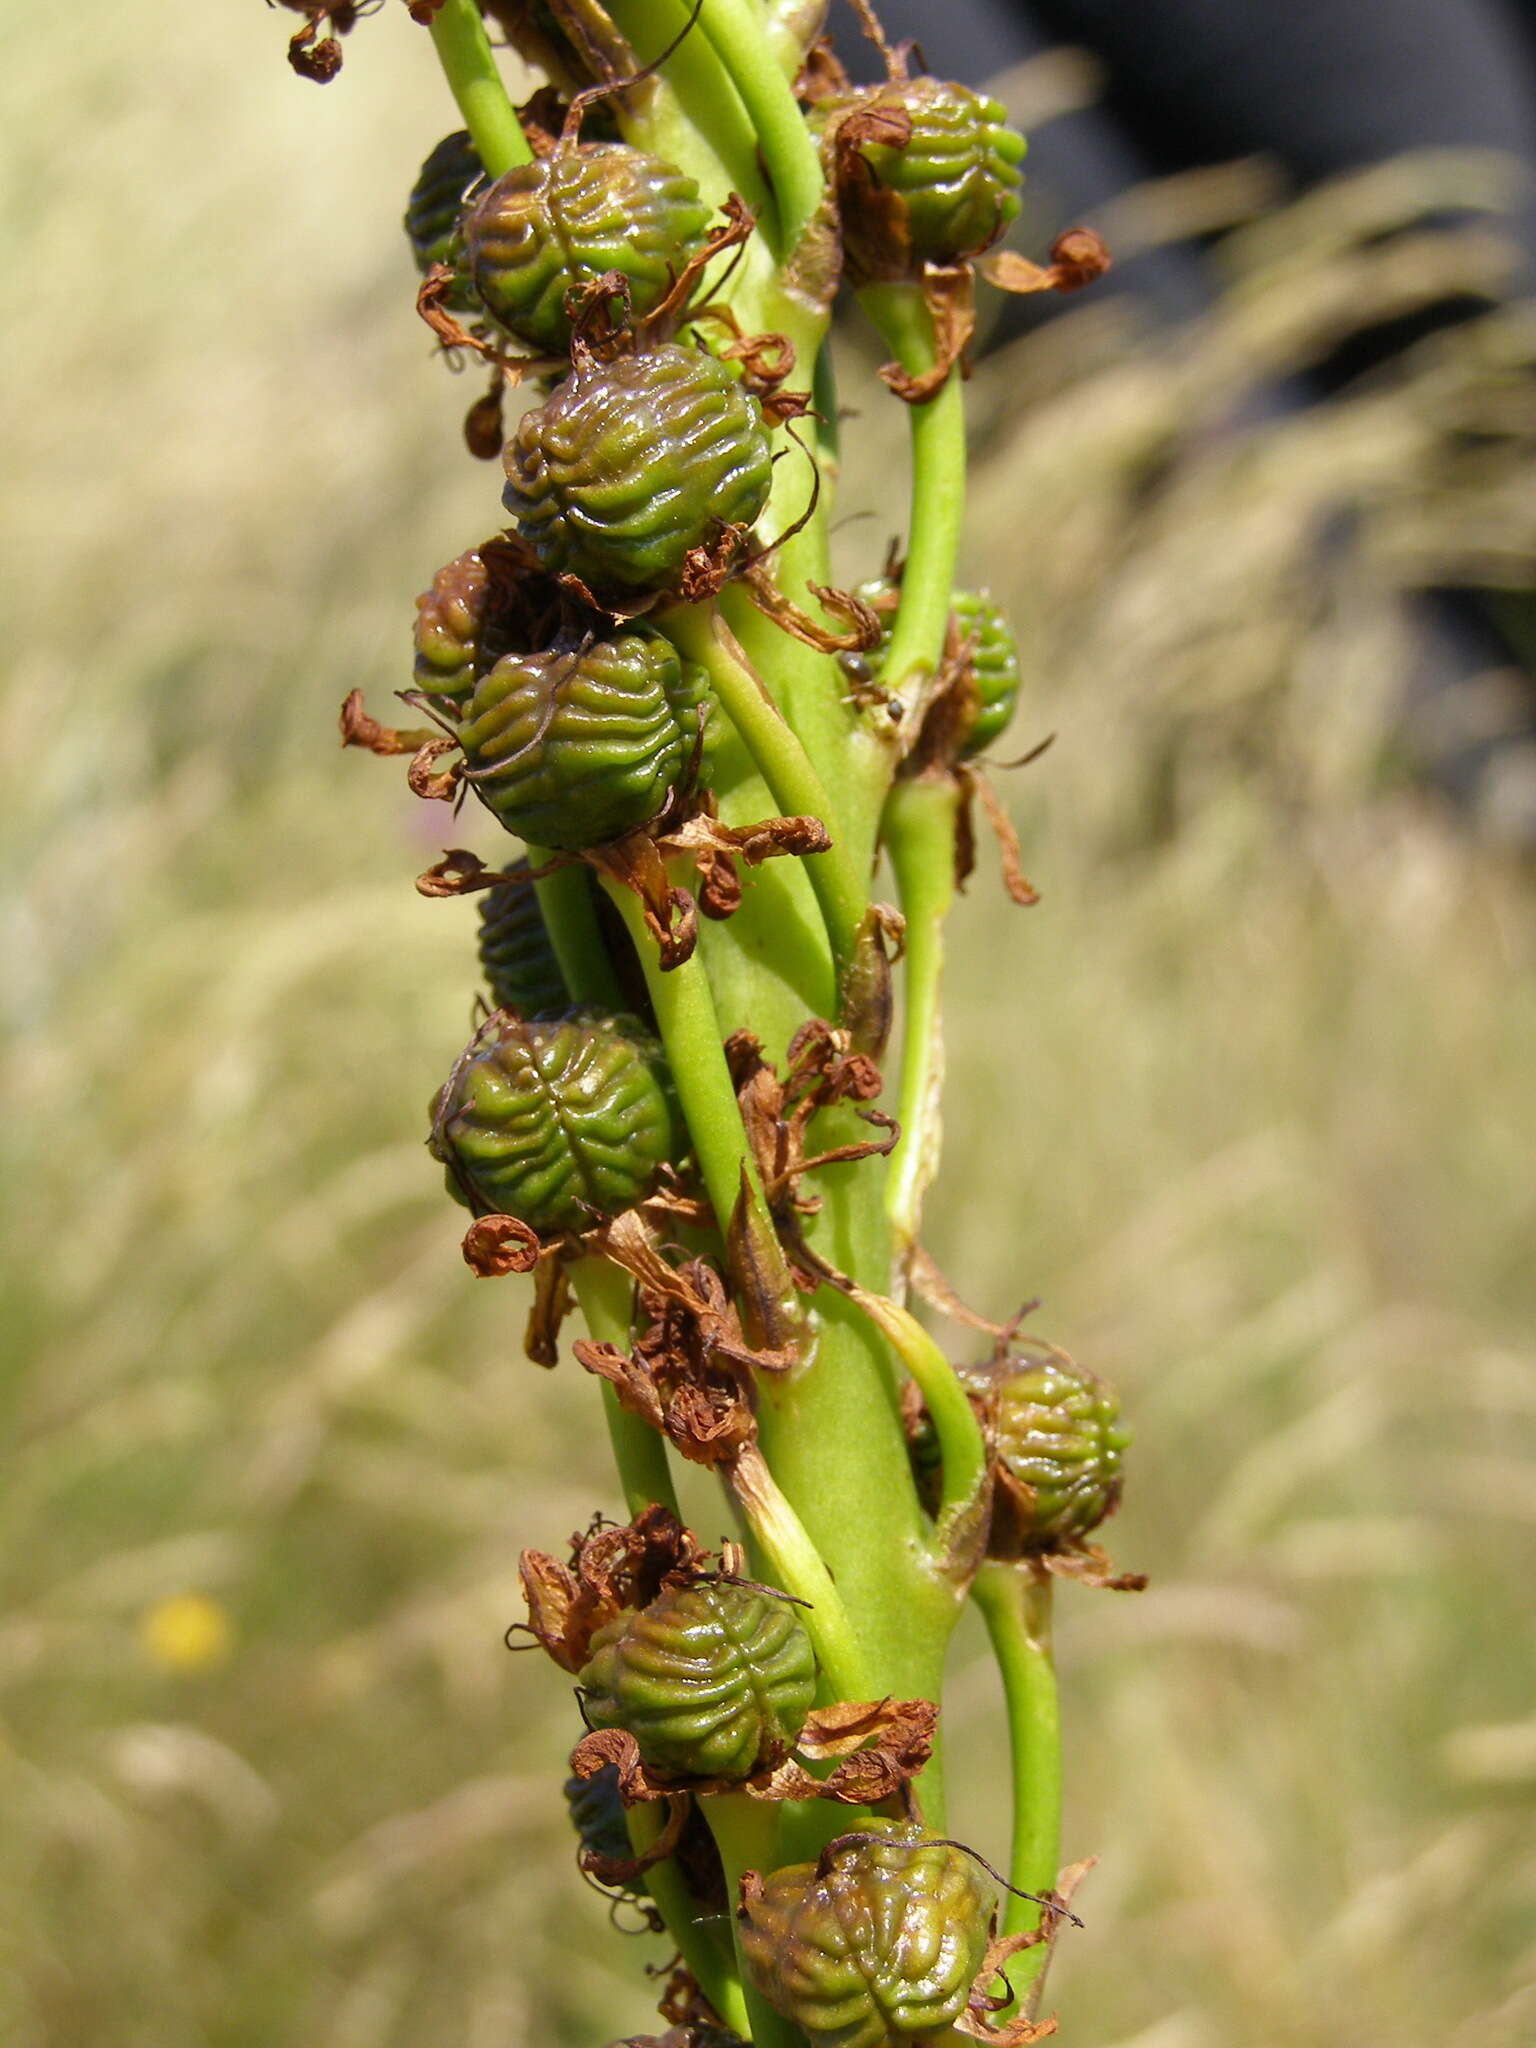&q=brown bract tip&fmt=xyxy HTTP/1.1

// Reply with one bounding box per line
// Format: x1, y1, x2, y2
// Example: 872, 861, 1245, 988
461, 1212, 541, 1277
